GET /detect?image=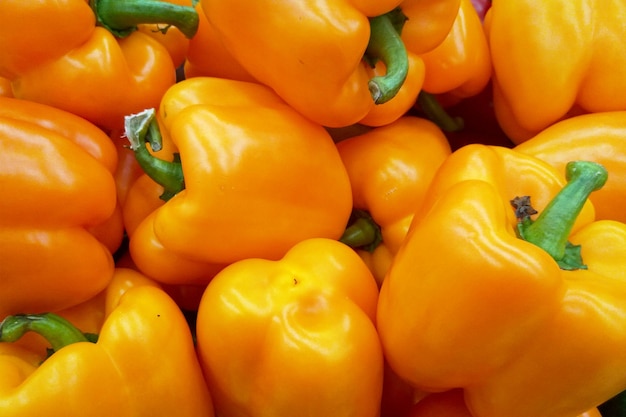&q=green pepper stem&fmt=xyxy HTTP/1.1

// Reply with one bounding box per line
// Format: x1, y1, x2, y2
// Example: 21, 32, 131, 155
91, 0, 199, 38
0, 313, 91, 353
124, 109, 185, 201
339, 210, 382, 252
417, 92, 465, 132
366, 9, 410, 105
516, 161, 608, 270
